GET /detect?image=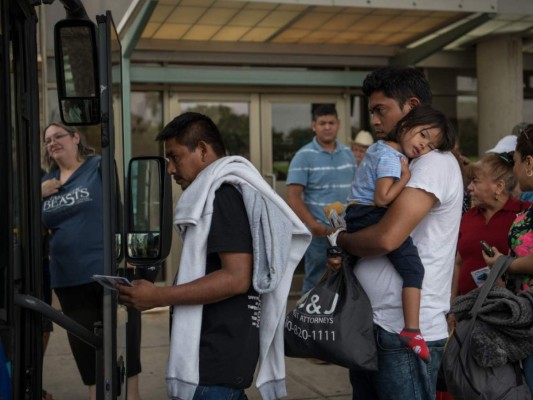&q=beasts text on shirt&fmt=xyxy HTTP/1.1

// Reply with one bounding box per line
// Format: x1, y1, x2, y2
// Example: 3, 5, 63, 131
42, 187, 92, 211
